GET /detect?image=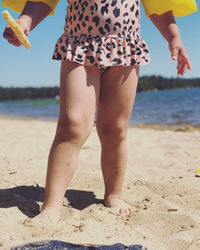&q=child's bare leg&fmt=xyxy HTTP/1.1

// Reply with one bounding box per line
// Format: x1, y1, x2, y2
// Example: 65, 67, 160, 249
96, 65, 139, 215
24, 61, 100, 225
